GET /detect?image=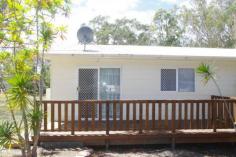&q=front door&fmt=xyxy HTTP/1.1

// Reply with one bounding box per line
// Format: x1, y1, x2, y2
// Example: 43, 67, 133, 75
78, 68, 98, 118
